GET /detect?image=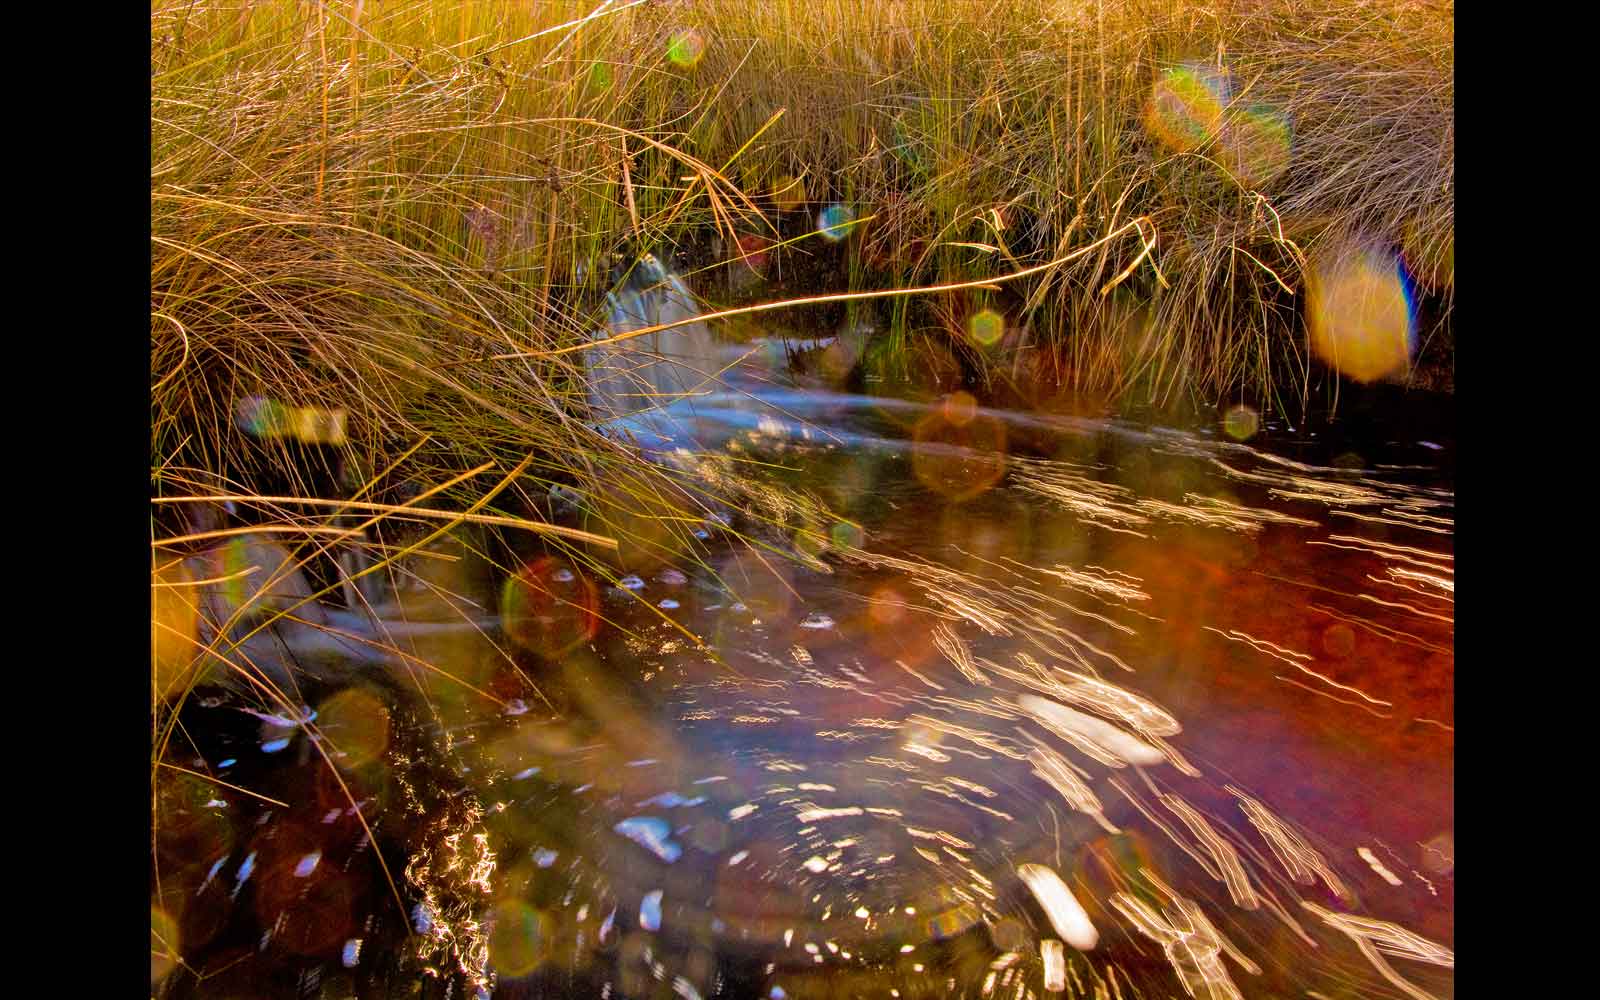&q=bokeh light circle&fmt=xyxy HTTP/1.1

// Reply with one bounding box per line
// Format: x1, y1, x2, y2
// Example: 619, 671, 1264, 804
156, 773, 237, 870
252, 824, 357, 956
1321, 623, 1356, 659
794, 528, 830, 562
1420, 832, 1454, 876
713, 549, 795, 622
818, 325, 866, 386
488, 899, 550, 977
1222, 404, 1260, 441
867, 582, 908, 629
987, 916, 1030, 952
667, 29, 706, 69
1306, 247, 1414, 383
967, 309, 1003, 347
501, 557, 600, 657
911, 405, 1008, 502
817, 204, 855, 242
151, 905, 180, 987
941, 390, 978, 427
1145, 63, 1229, 154
734, 233, 774, 277
317, 687, 392, 769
